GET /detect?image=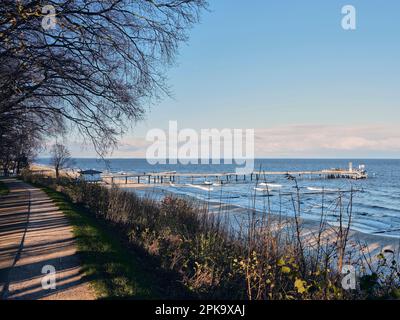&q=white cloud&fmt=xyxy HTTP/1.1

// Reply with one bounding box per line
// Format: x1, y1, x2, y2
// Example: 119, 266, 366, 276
51, 124, 400, 158
253, 124, 400, 157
